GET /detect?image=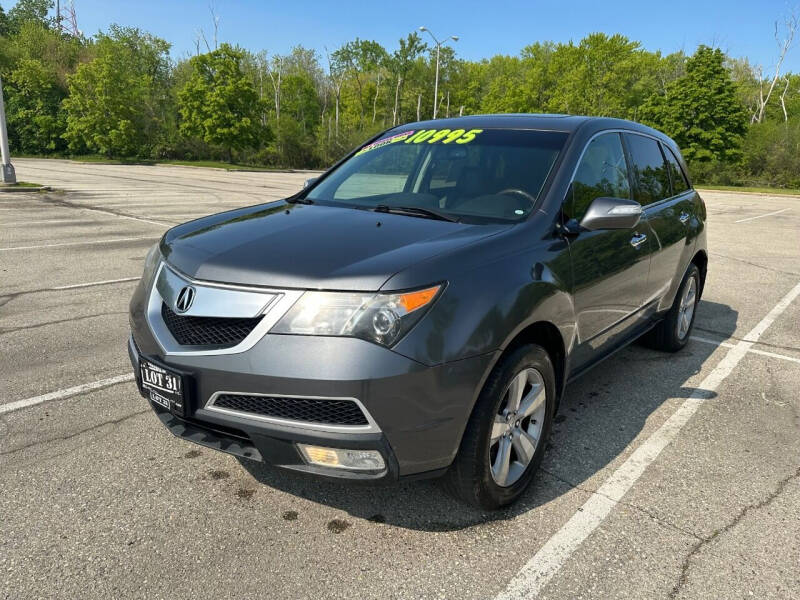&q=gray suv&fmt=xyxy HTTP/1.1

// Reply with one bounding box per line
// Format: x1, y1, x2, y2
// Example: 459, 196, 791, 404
128, 114, 707, 509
